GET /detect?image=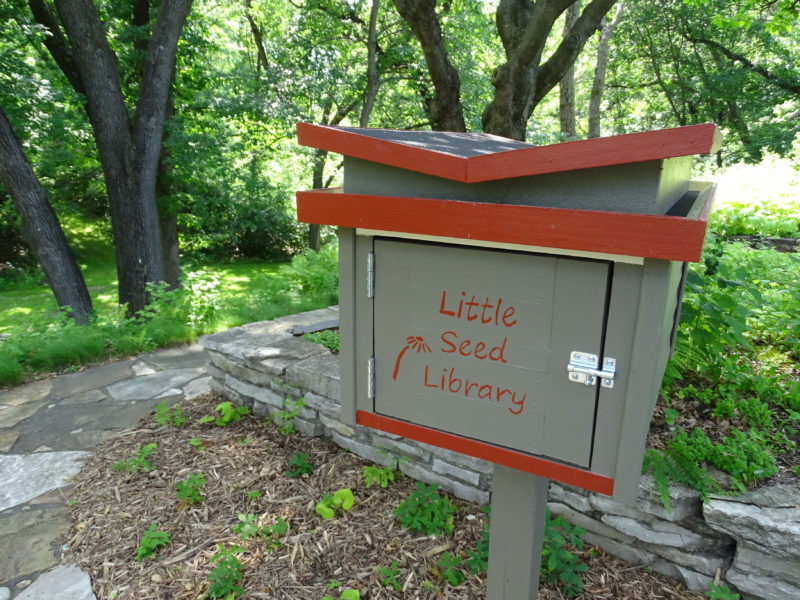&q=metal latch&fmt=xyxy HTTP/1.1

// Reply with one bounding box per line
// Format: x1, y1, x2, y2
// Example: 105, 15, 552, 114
567, 352, 616, 388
